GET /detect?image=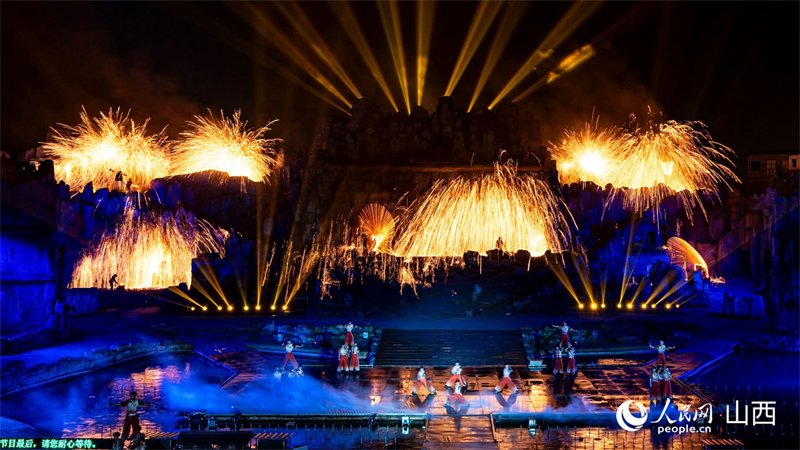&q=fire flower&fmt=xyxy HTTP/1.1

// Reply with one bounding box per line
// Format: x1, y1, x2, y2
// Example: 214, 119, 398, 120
70, 202, 228, 289
393, 161, 574, 257
171, 110, 281, 182
666, 237, 709, 279
551, 115, 740, 219
43, 108, 169, 192
358, 203, 396, 253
